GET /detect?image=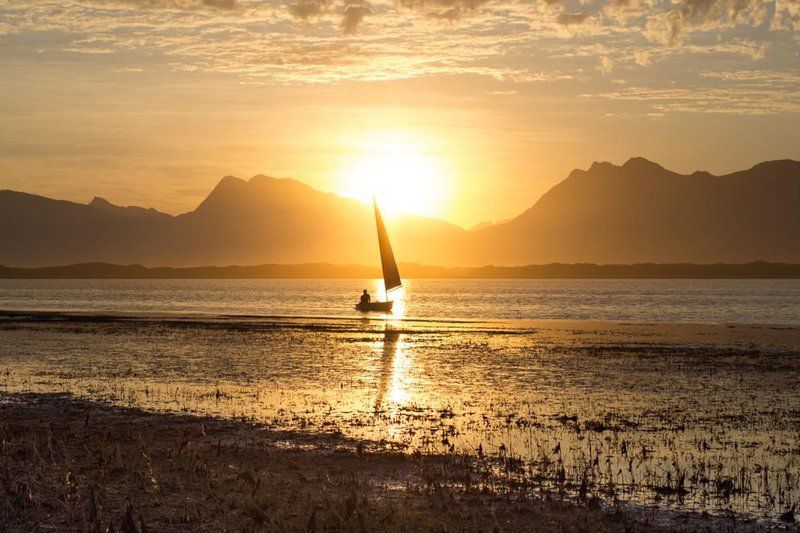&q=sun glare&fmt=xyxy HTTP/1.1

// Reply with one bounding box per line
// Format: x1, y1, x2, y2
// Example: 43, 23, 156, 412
339, 131, 449, 218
